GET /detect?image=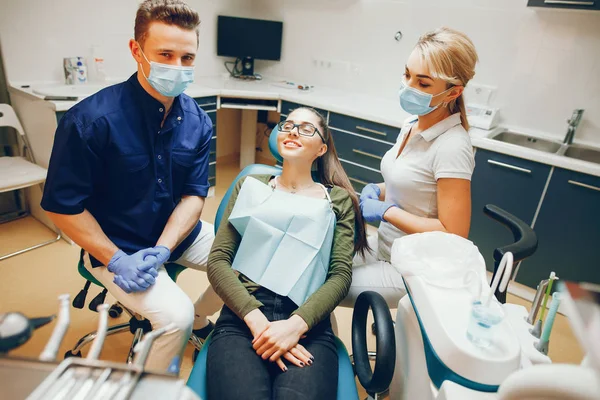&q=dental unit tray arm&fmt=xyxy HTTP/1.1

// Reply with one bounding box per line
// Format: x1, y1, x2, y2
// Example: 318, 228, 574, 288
484, 204, 538, 303
352, 291, 396, 396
